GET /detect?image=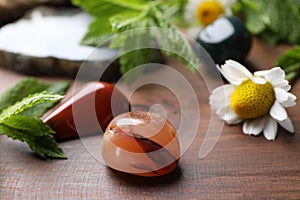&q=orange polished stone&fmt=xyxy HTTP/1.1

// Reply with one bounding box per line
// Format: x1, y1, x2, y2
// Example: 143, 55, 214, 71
102, 111, 180, 177
42, 81, 130, 141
